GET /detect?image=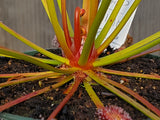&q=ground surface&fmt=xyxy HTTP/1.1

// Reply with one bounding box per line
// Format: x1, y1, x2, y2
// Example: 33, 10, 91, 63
0, 49, 160, 120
